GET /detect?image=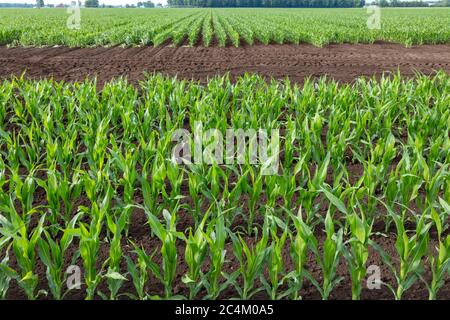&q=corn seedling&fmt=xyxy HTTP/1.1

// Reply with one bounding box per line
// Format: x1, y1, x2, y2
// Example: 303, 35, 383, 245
370, 208, 431, 300
202, 205, 229, 300
145, 208, 185, 299
423, 200, 450, 300
0, 208, 45, 300
183, 211, 209, 299
103, 212, 128, 300
286, 207, 315, 300
228, 216, 269, 299
344, 212, 373, 300
37, 213, 80, 300
0, 249, 11, 299
77, 185, 113, 300
306, 211, 344, 300
126, 244, 160, 300
261, 214, 288, 300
